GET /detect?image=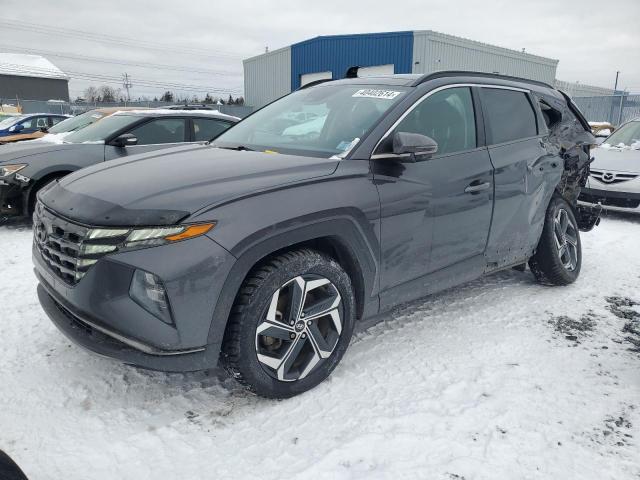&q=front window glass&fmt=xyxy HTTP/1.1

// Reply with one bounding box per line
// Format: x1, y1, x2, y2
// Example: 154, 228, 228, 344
48, 110, 106, 134
603, 121, 640, 148
127, 118, 186, 145
393, 87, 477, 155
213, 84, 408, 157
64, 115, 141, 143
